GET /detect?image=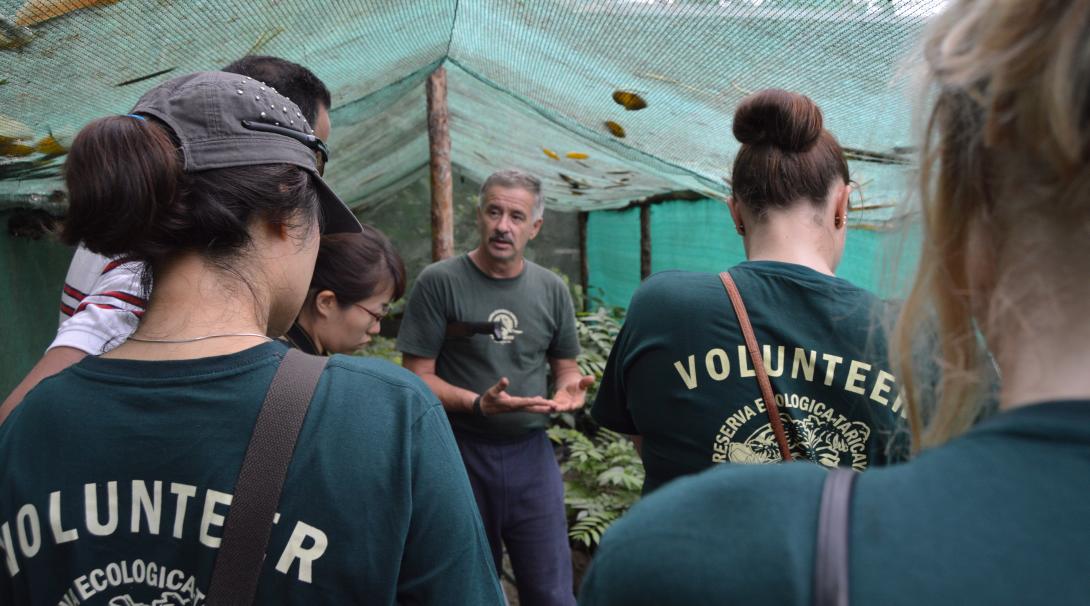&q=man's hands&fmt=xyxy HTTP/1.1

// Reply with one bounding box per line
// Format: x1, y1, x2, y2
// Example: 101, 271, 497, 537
479, 377, 555, 415
549, 375, 595, 413
477, 373, 596, 416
